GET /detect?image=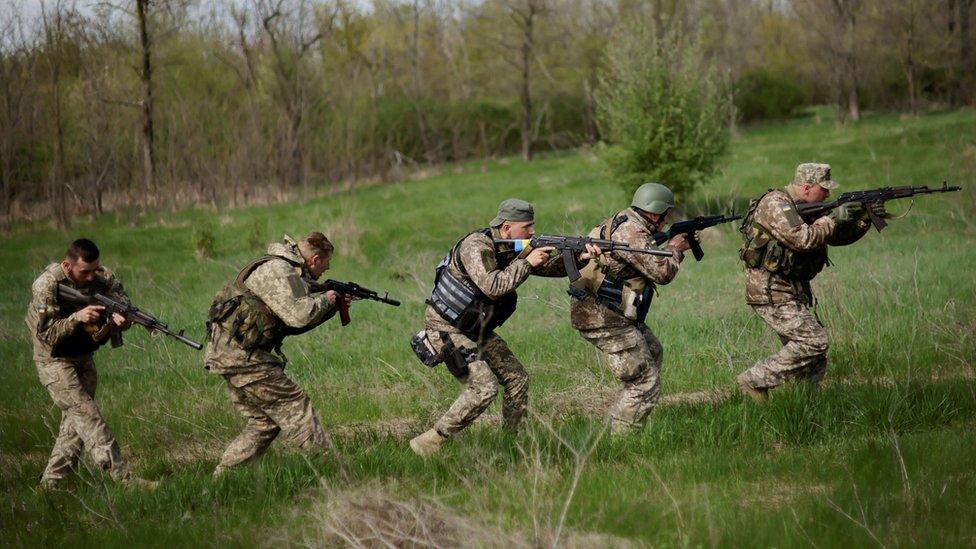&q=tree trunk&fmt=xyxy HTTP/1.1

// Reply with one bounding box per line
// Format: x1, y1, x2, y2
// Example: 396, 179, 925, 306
137, 0, 156, 204
519, 3, 535, 162
905, 5, 918, 115
44, 4, 69, 229
960, 0, 975, 104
